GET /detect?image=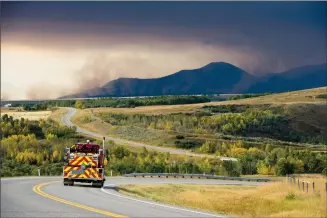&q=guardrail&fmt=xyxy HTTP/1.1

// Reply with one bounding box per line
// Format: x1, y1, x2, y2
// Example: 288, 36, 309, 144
124, 173, 272, 182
